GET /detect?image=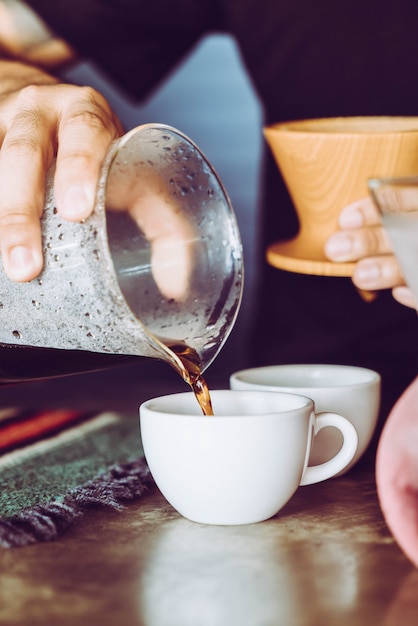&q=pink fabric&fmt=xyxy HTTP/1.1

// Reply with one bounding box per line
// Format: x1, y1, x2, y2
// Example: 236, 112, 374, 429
376, 376, 418, 567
